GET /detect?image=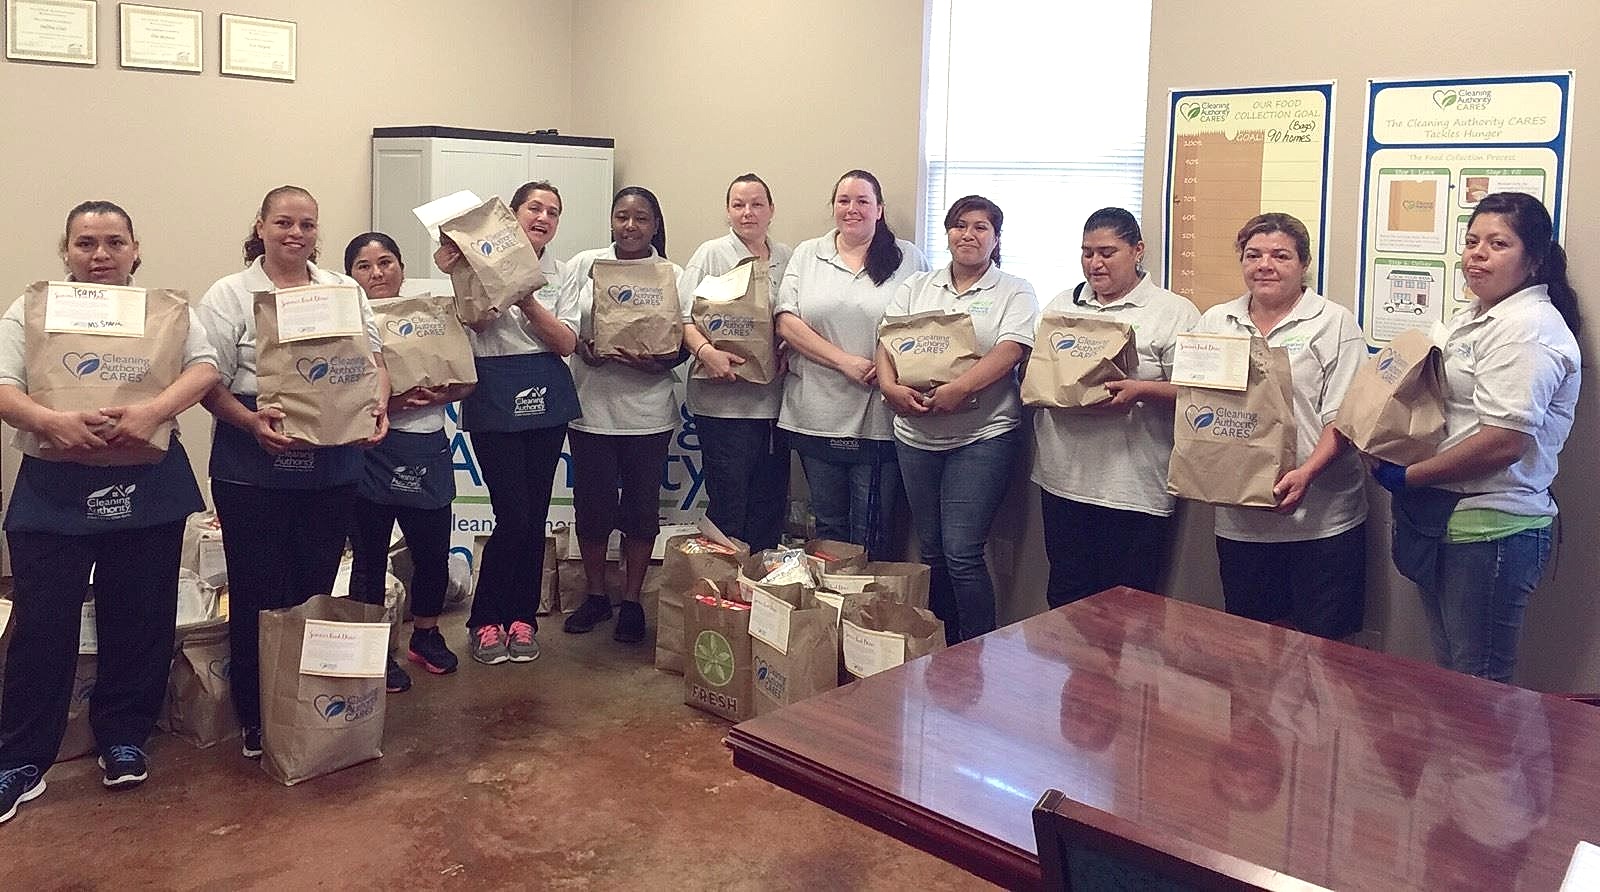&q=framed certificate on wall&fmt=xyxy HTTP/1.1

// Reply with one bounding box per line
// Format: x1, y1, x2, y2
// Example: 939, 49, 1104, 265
5, 0, 97, 65
118, 3, 201, 72
219, 12, 293, 81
